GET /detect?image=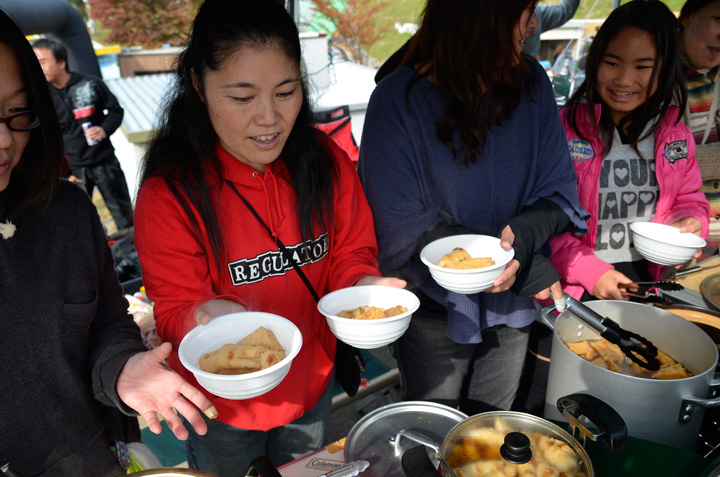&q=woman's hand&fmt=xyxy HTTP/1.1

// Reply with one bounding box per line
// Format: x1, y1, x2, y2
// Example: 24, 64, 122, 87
592, 269, 634, 300
669, 217, 704, 265
533, 280, 566, 311
670, 217, 703, 236
194, 298, 247, 325
116, 342, 218, 440
355, 276, 407, 288
487, 225, 519, 292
